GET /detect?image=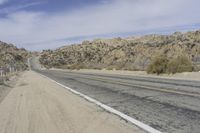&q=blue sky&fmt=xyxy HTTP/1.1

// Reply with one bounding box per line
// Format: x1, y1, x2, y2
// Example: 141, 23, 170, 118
0, 0, 200, 51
